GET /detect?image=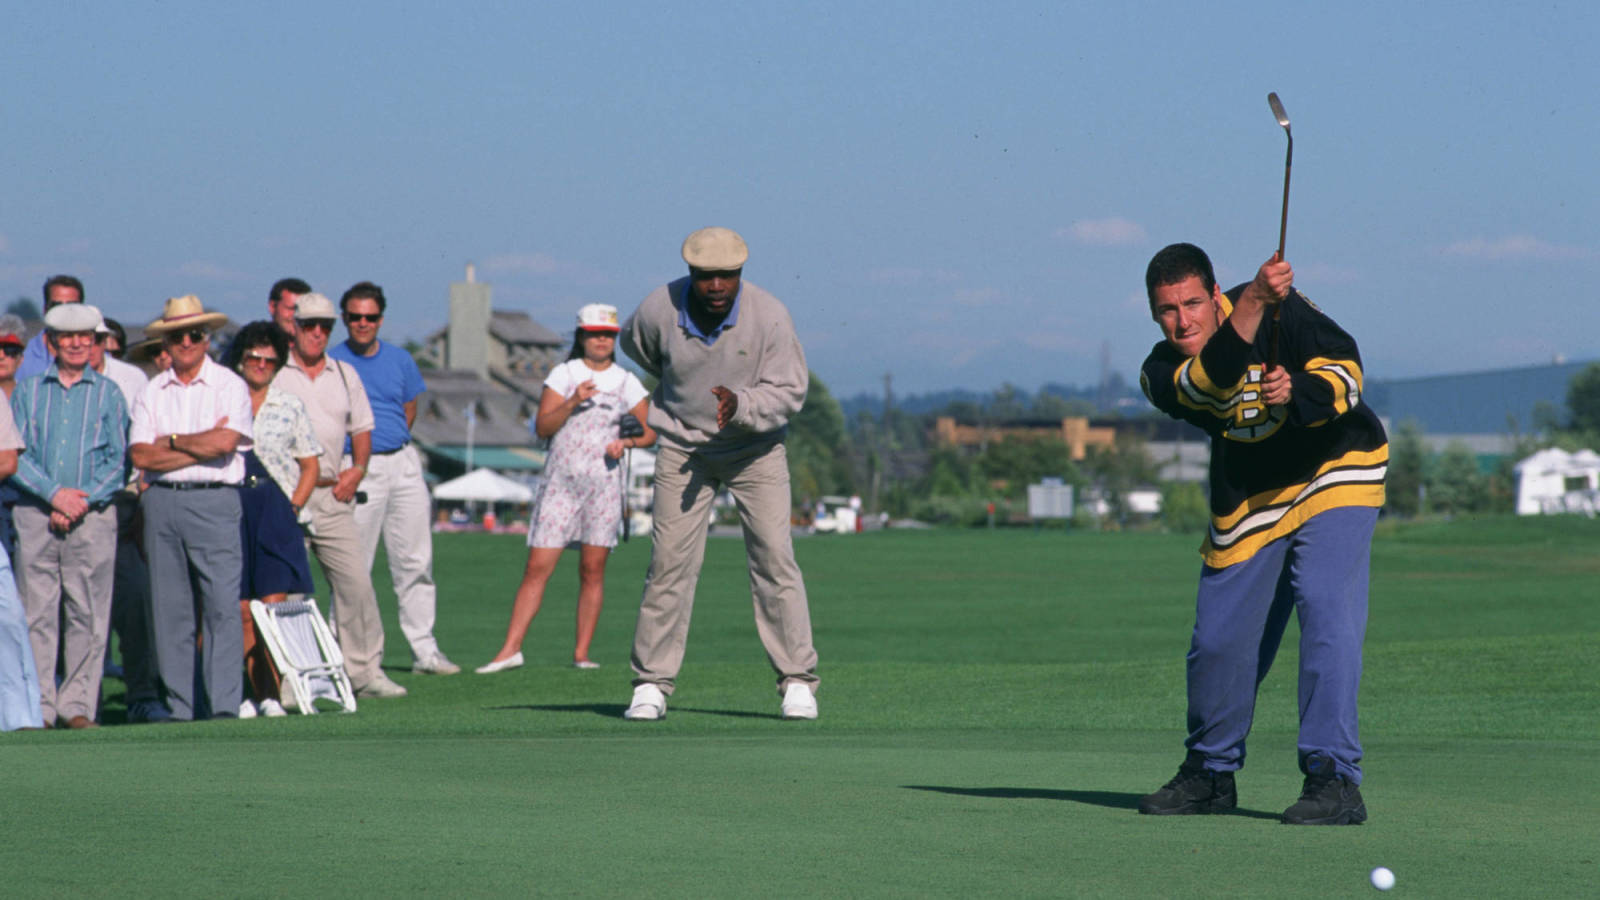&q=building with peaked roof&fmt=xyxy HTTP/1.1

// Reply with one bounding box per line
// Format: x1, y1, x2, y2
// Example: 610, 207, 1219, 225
409, 267, 565, 481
